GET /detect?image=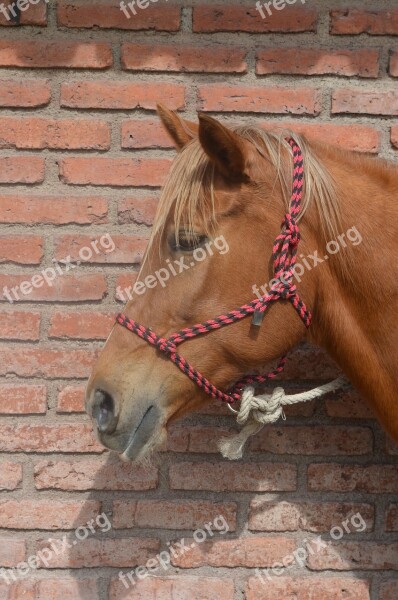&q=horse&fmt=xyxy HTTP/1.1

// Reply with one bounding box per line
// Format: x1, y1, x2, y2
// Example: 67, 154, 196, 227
85, 104, 398, 462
